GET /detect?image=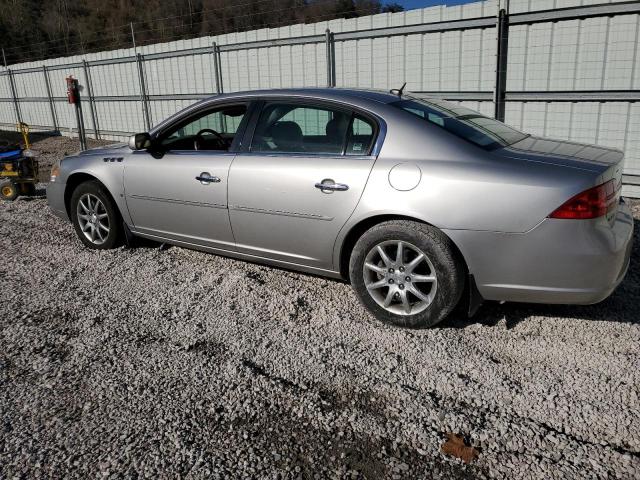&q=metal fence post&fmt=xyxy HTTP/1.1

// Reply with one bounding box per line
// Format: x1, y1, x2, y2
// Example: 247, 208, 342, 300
82, 60, 100, 139
7, 69, 22, 125
42, 66, 59, 132
215, 43, 224, 94
325, 29, 335, 87
75, 96, 88, 151
212, 42, 221, 94
494, 1, 510, 122
135, 53, 152, 131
